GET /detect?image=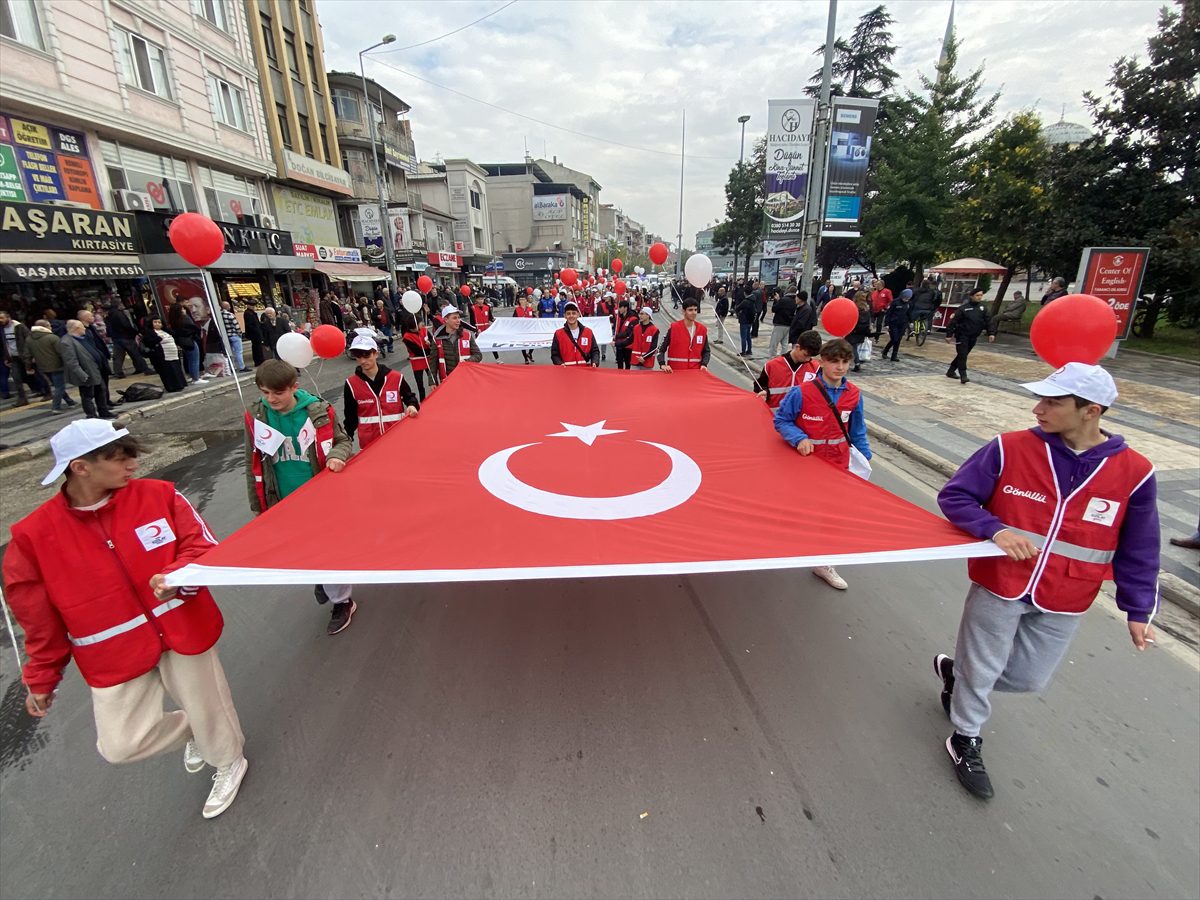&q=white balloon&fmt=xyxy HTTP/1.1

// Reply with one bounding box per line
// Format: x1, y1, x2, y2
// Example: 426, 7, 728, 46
401, 290, 423, 314
533, 289, 542, 299
276, 332, 314, 368
684, 253, 714, 289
